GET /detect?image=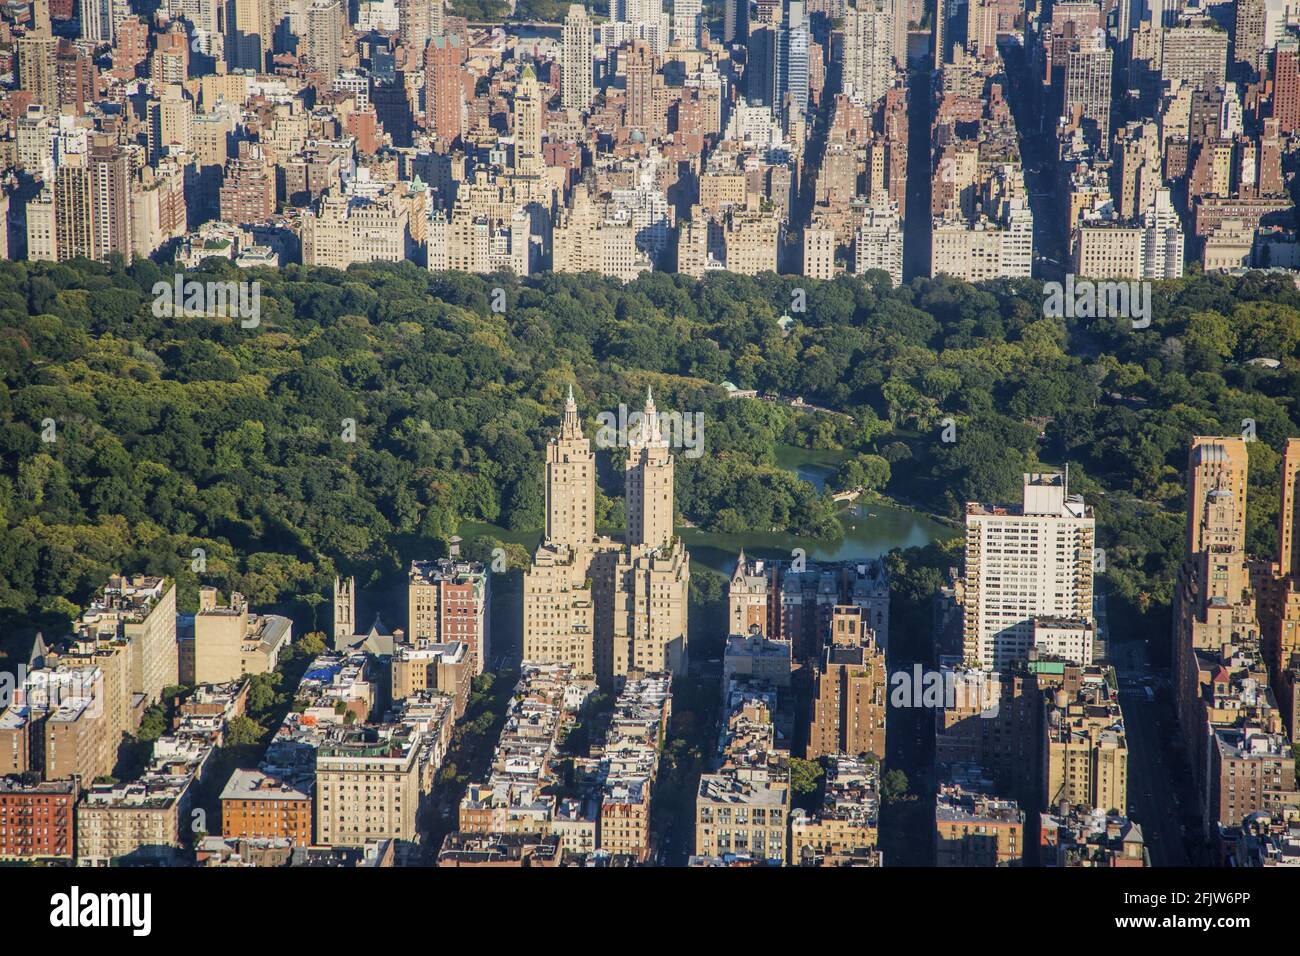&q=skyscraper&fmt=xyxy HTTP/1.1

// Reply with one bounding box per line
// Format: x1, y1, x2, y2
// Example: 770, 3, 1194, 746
933, 0, 948, 68
399, 0, 432, 55
747, 0, 782, 106
1233, 0, 1266, 81
17, 33, 58, 110
524, 388, 691, 680
1273, 38, 1300, 135
227, 0, 271, 72
625, 388, 674, 551
672, 0, 702, 48
54, 155, 94, 260
962, 474, 1096, 670
425, 32, 465, 142
89, 137, 132, 260
81, 0, 113, 43
1184, 436, 1248, 557
513, 63, 543, 176
561, 4, 595, 112
1063, 37, 1113, 149
965, 0, 997, 59
305, 0, 343, 80
625, 38, 656, 132
777, 0, 810, 125
843, 0, 895, 104
723, 0, 748, 43
545, 385, 596, 548
1278, 440, 1300, 579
